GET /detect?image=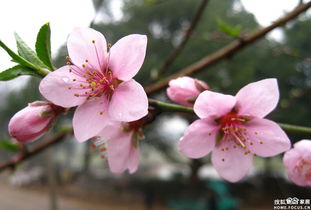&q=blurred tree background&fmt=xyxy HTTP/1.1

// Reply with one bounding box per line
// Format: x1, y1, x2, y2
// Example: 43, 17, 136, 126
0, 0, 311, 209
